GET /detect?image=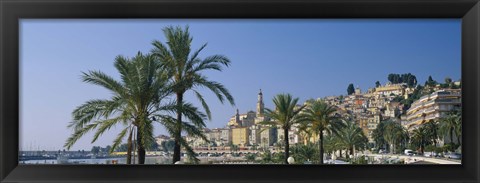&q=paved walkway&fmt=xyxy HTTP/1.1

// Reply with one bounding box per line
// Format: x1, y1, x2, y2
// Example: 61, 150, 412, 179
365, 154, 461, 164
